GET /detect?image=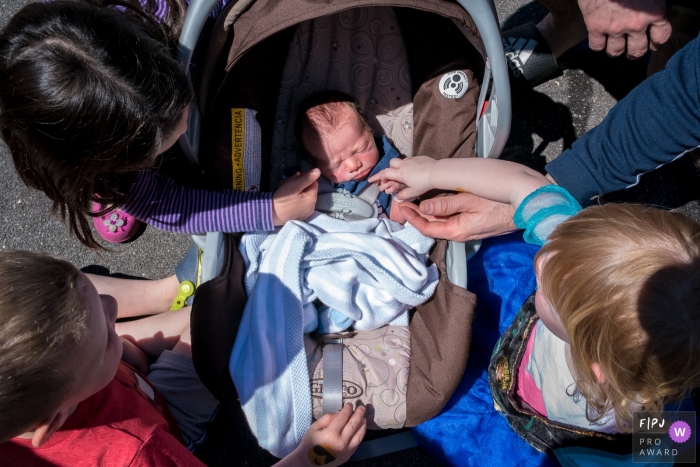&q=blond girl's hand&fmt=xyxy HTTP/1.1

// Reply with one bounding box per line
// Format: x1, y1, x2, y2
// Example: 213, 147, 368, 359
369, 156, 437, 200
374, 180, 405, 196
